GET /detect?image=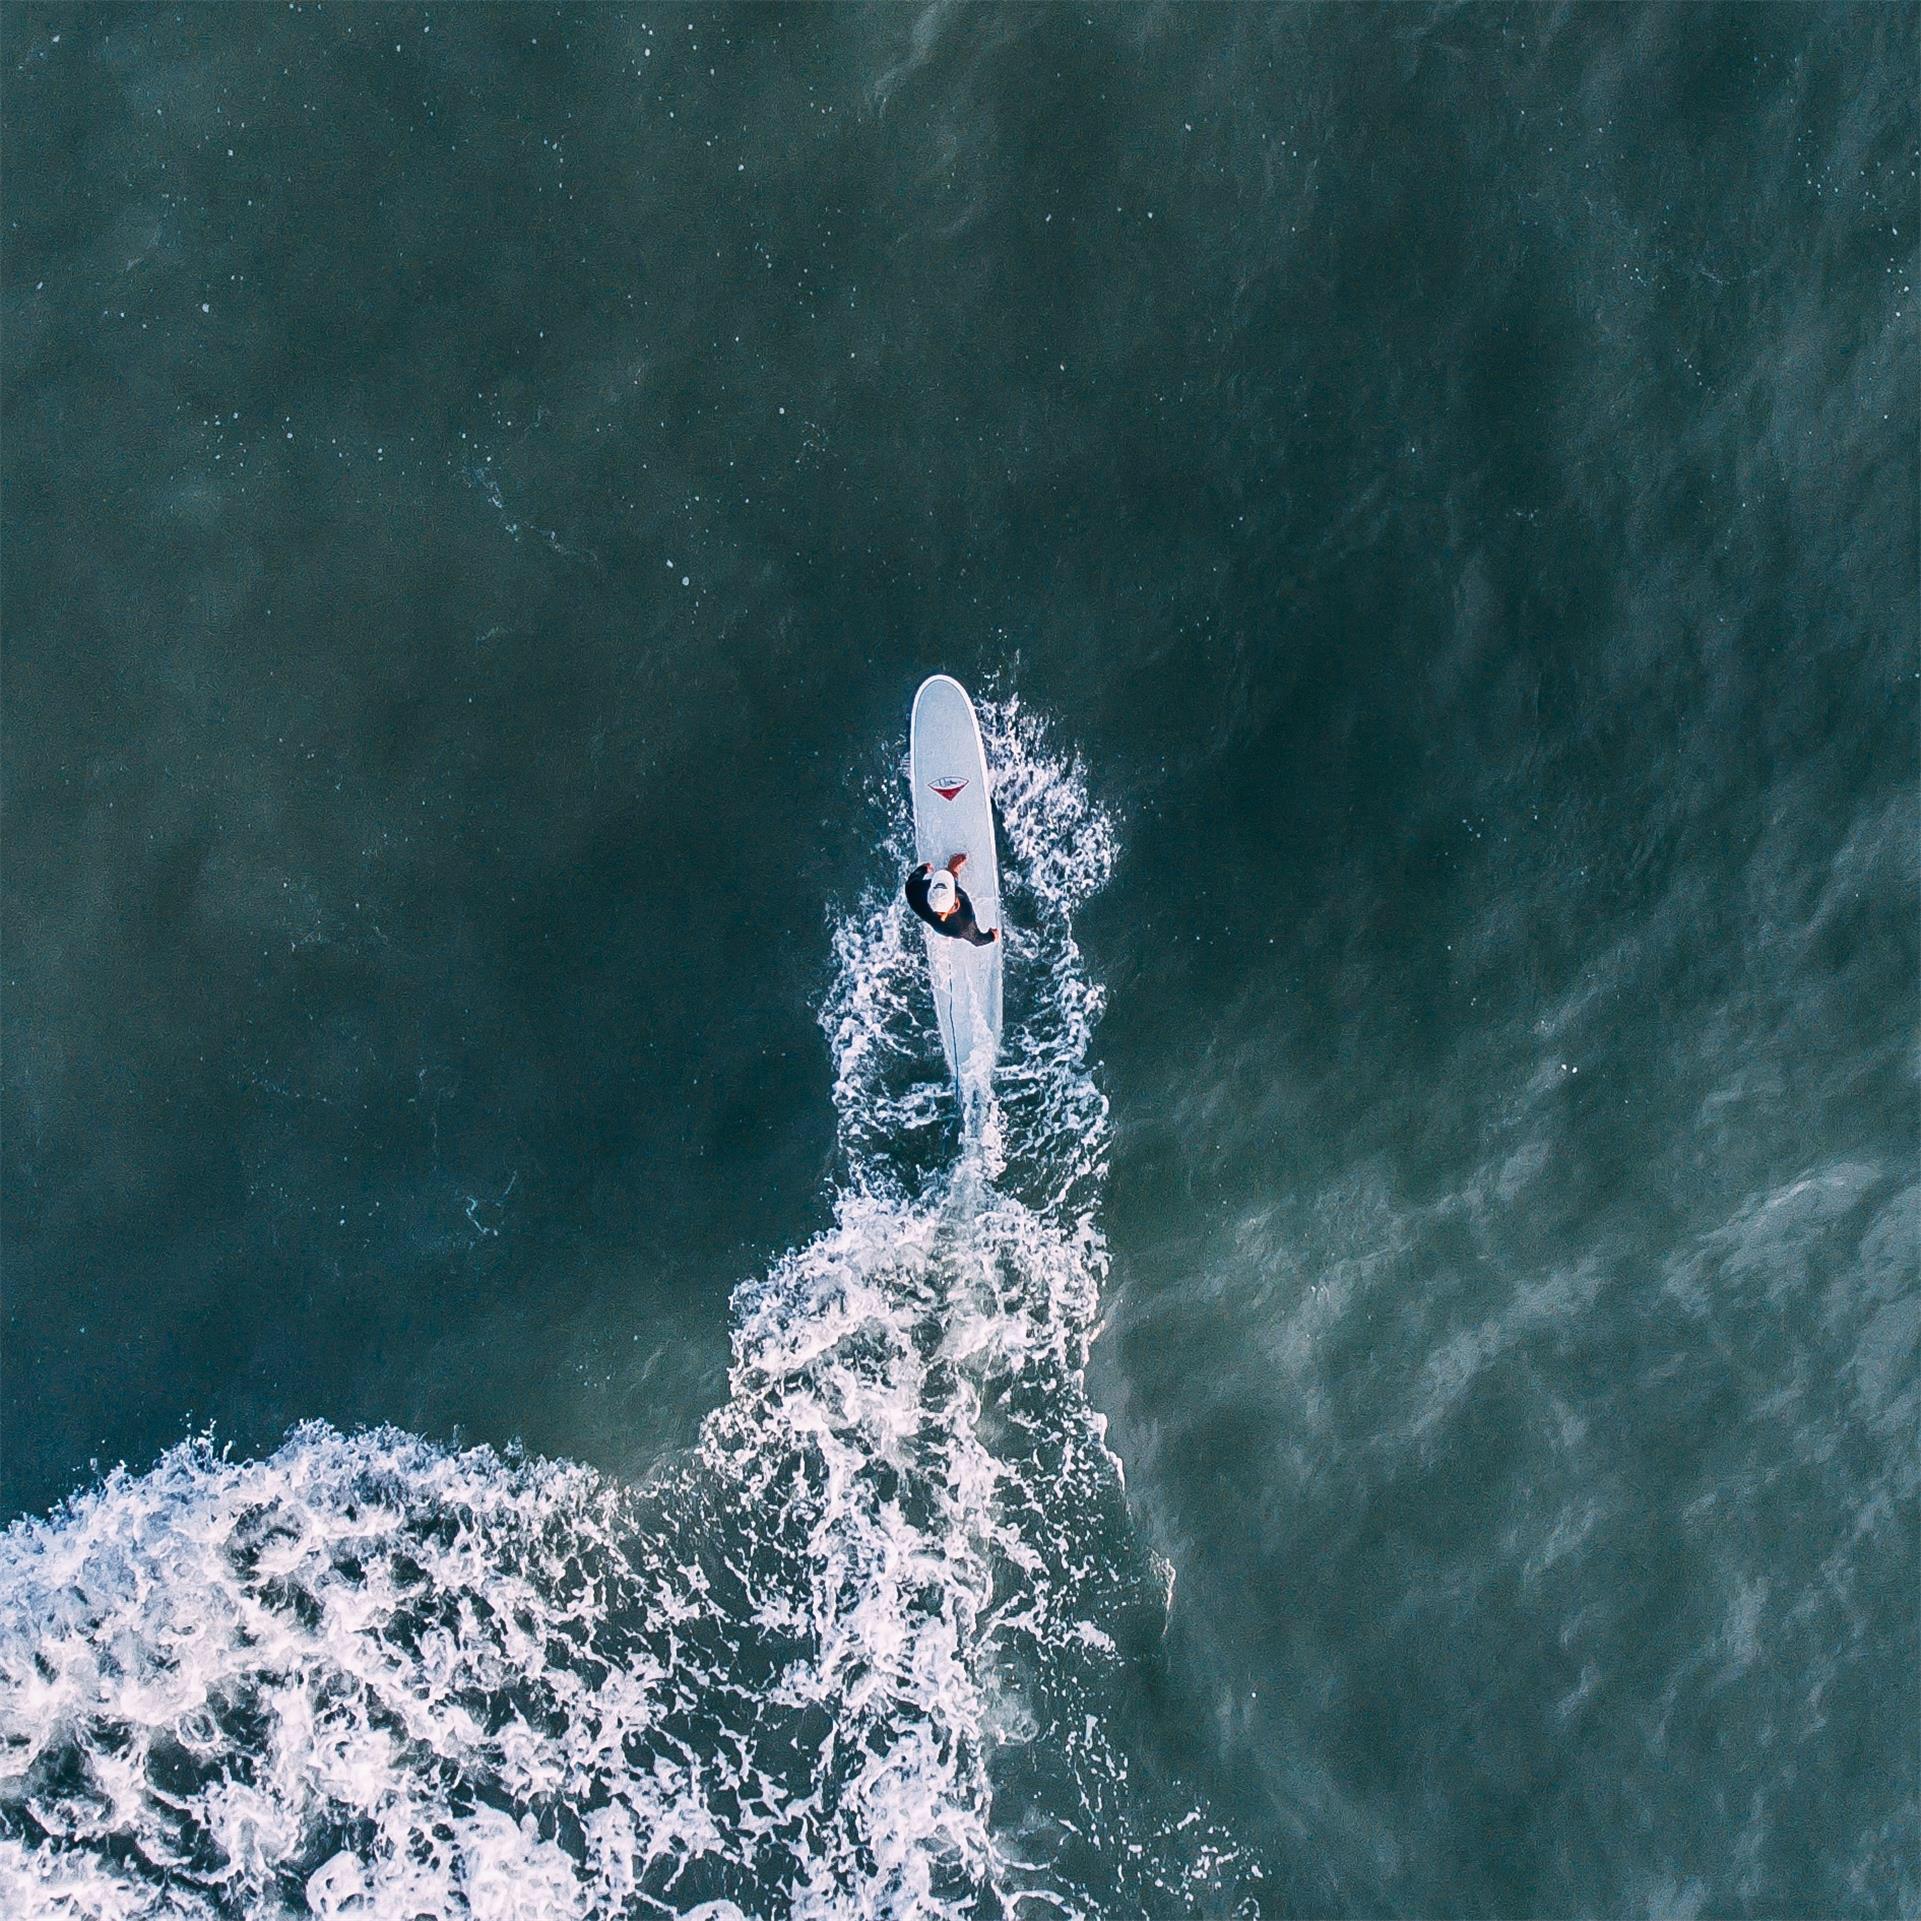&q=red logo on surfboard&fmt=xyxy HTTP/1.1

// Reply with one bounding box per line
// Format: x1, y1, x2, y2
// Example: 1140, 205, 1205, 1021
930, 777, 968, 800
